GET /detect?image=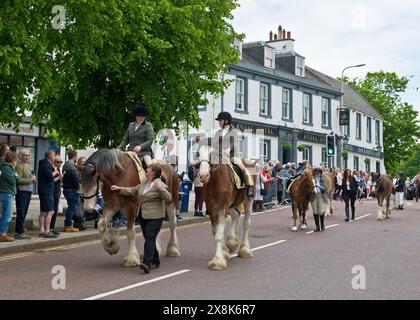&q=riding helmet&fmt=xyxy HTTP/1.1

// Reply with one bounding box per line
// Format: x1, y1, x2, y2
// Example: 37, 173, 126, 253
134, 104, 147, 117
215, 111, 232, 124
